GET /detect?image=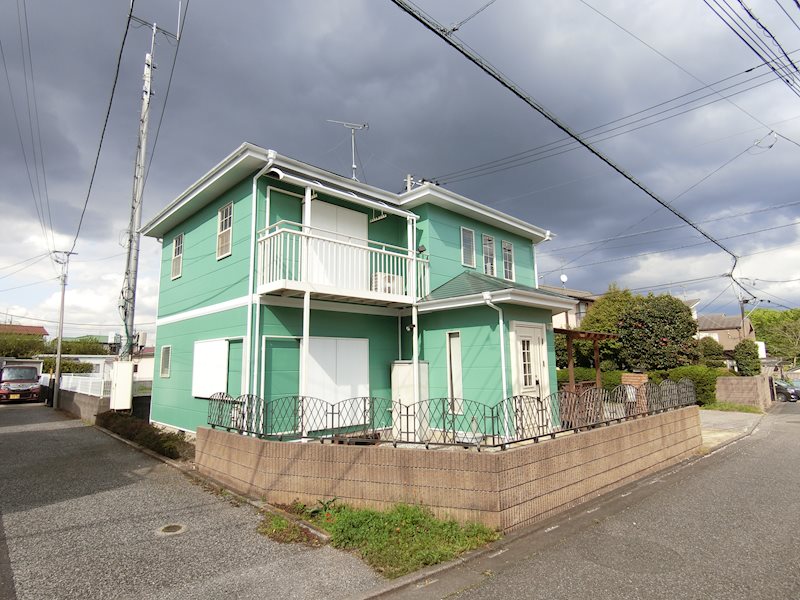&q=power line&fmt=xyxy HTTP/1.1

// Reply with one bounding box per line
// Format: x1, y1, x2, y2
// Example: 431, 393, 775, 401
445, 0, 498, 33
0, 278, 57, 293
698, 281, 735, 311
0, 254, 48, 280
69, 2, 136, 254
625, 273, 728, 293
0, 252, 48, 272
0, 310, 154, 328
389, 0, 739, 265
